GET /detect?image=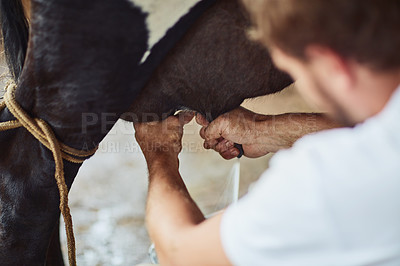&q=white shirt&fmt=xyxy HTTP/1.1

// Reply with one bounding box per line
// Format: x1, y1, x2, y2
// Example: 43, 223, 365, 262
221, 85, 400, 266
